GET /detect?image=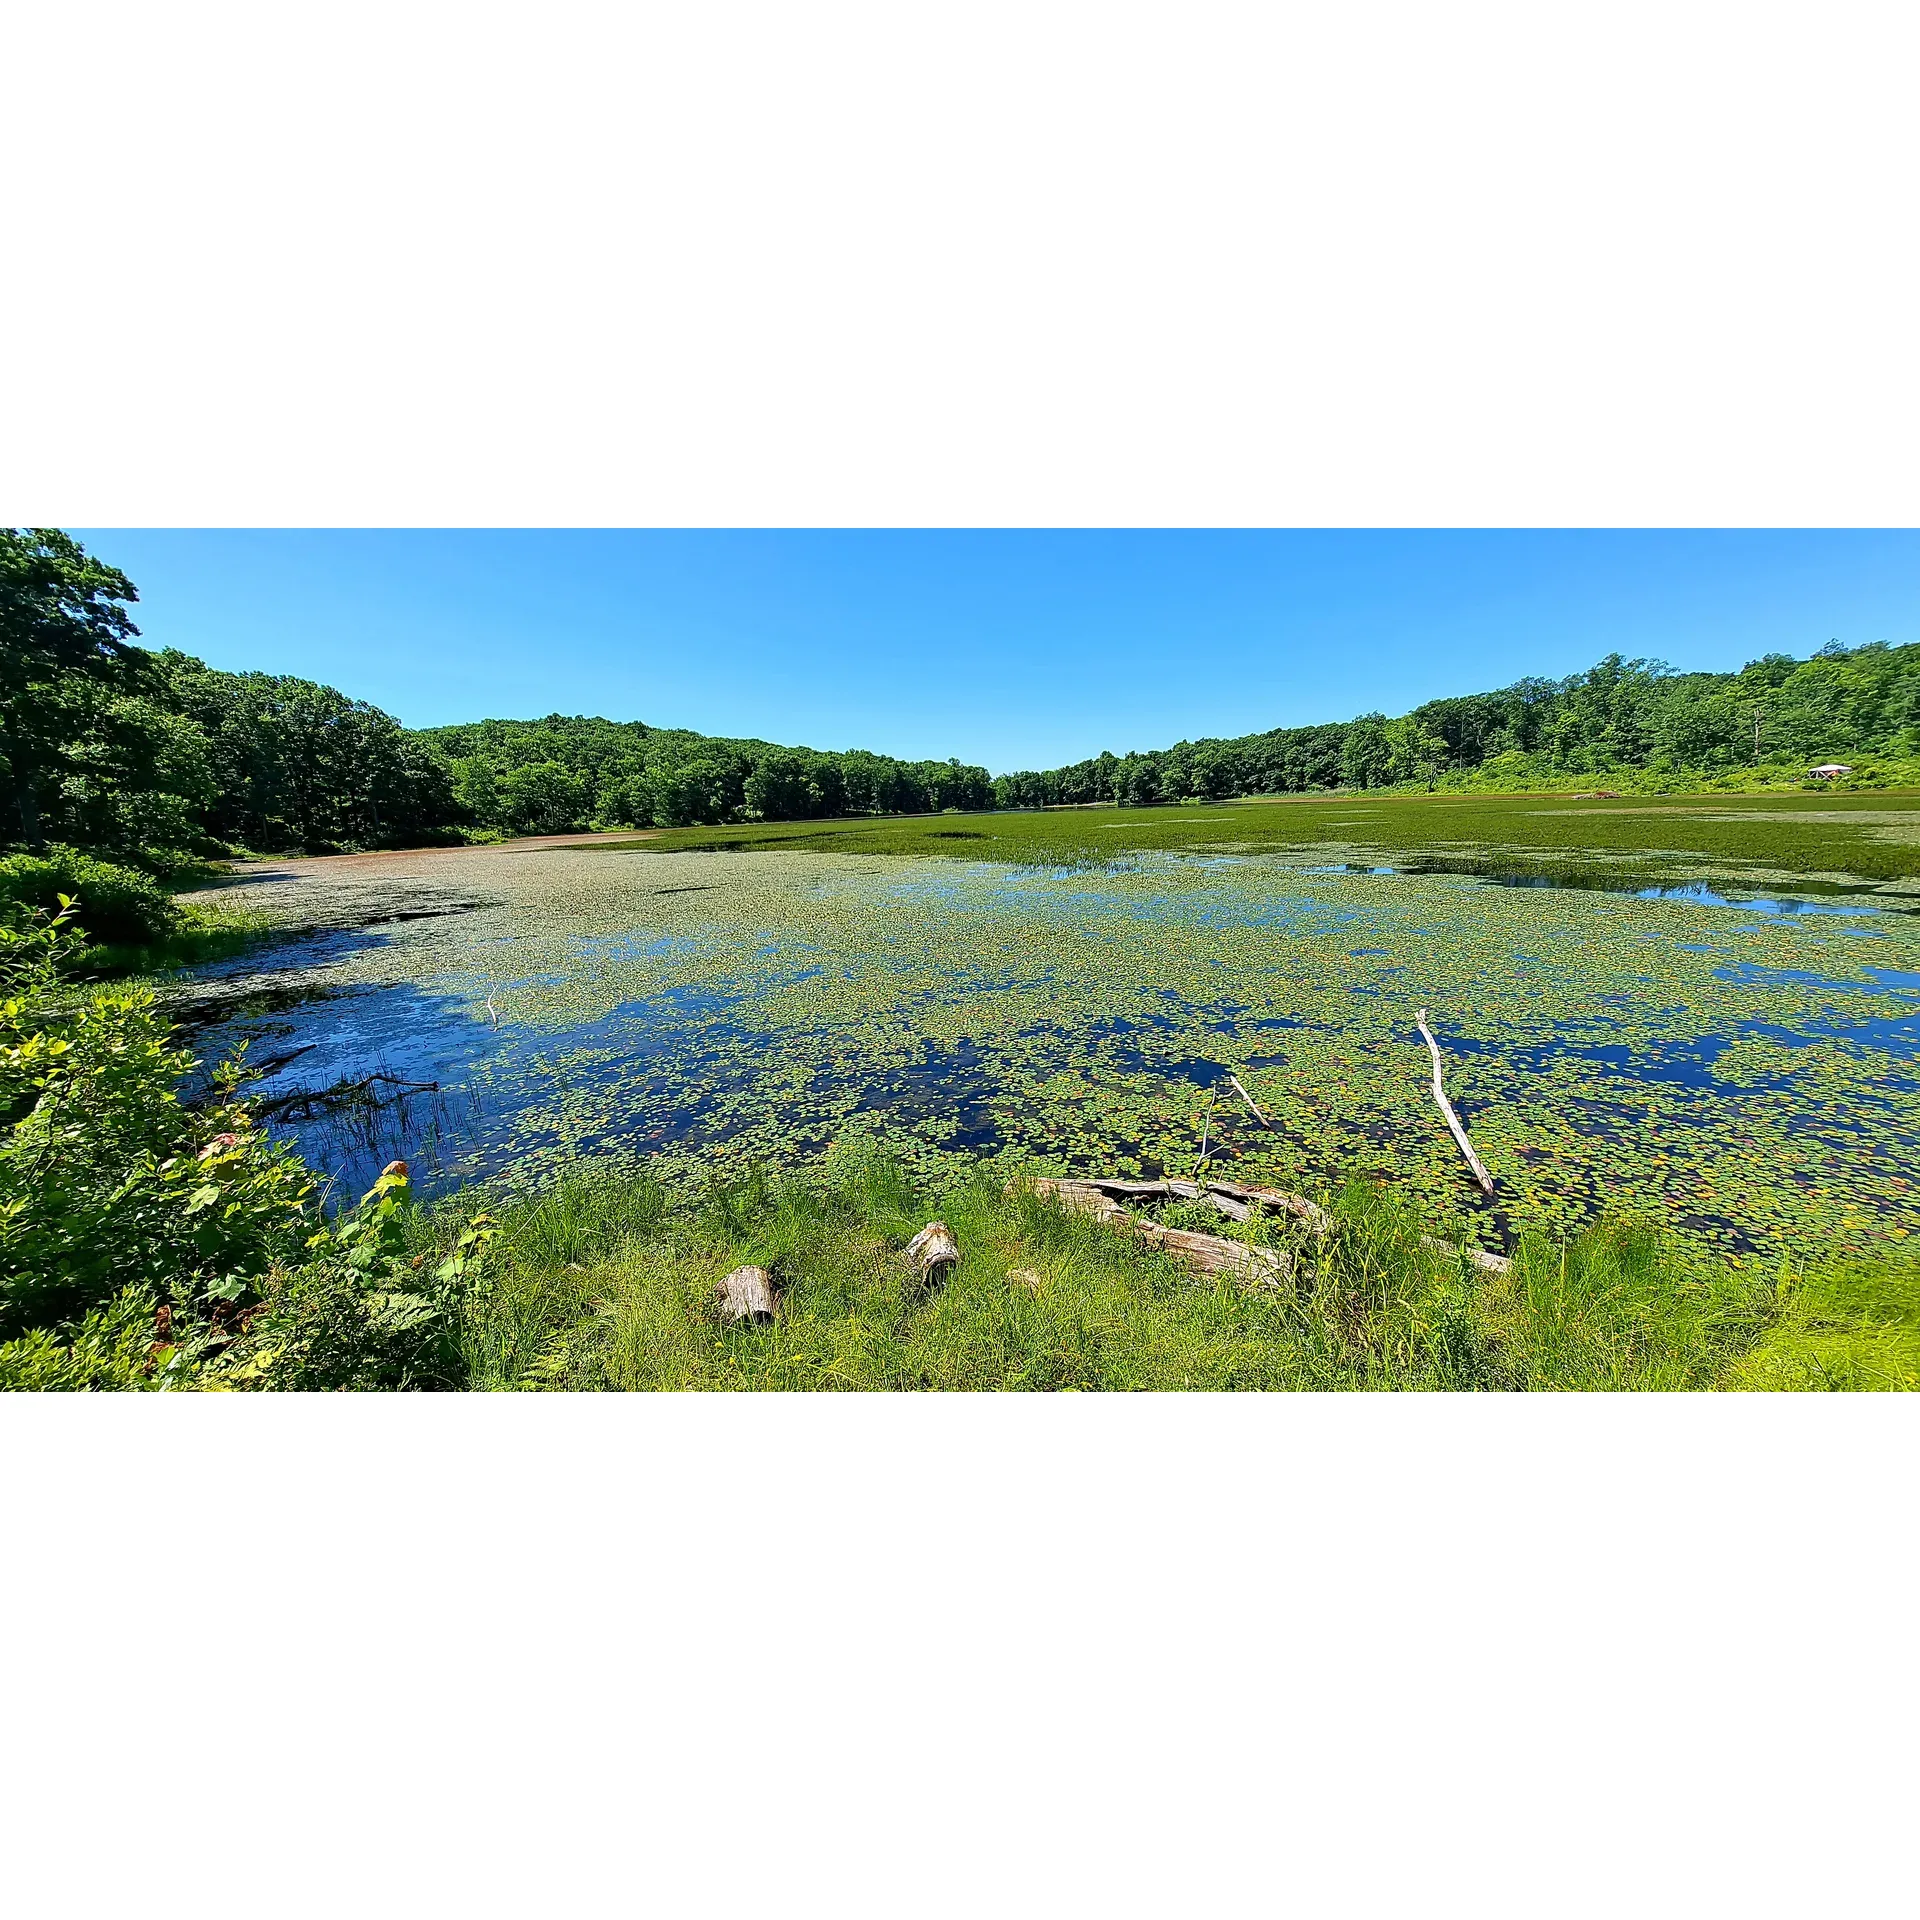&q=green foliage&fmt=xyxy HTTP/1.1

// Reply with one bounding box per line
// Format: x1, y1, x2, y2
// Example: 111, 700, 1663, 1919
205, 1166, 494, 1391
0, 1286, 172, 1391
496, 759, 589, 835
1, 527, 157, 856
628, 785, 1920, 886
153, 648, 460, 854
420, 712, 993, 831
0, 907, 318, 1345
0, 849, 179, 946
0, 902, 496, 1390
1723, 1252, 1920, 1389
